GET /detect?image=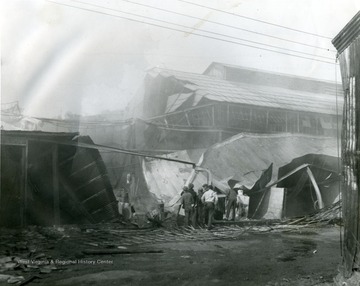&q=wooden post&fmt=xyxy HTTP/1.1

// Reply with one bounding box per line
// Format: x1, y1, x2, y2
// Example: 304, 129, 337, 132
306, 167, 324, 209
266, 111, 269, 130
23, 140, 29, 226
53, 144, 60, 225
285, 112, 288, 132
